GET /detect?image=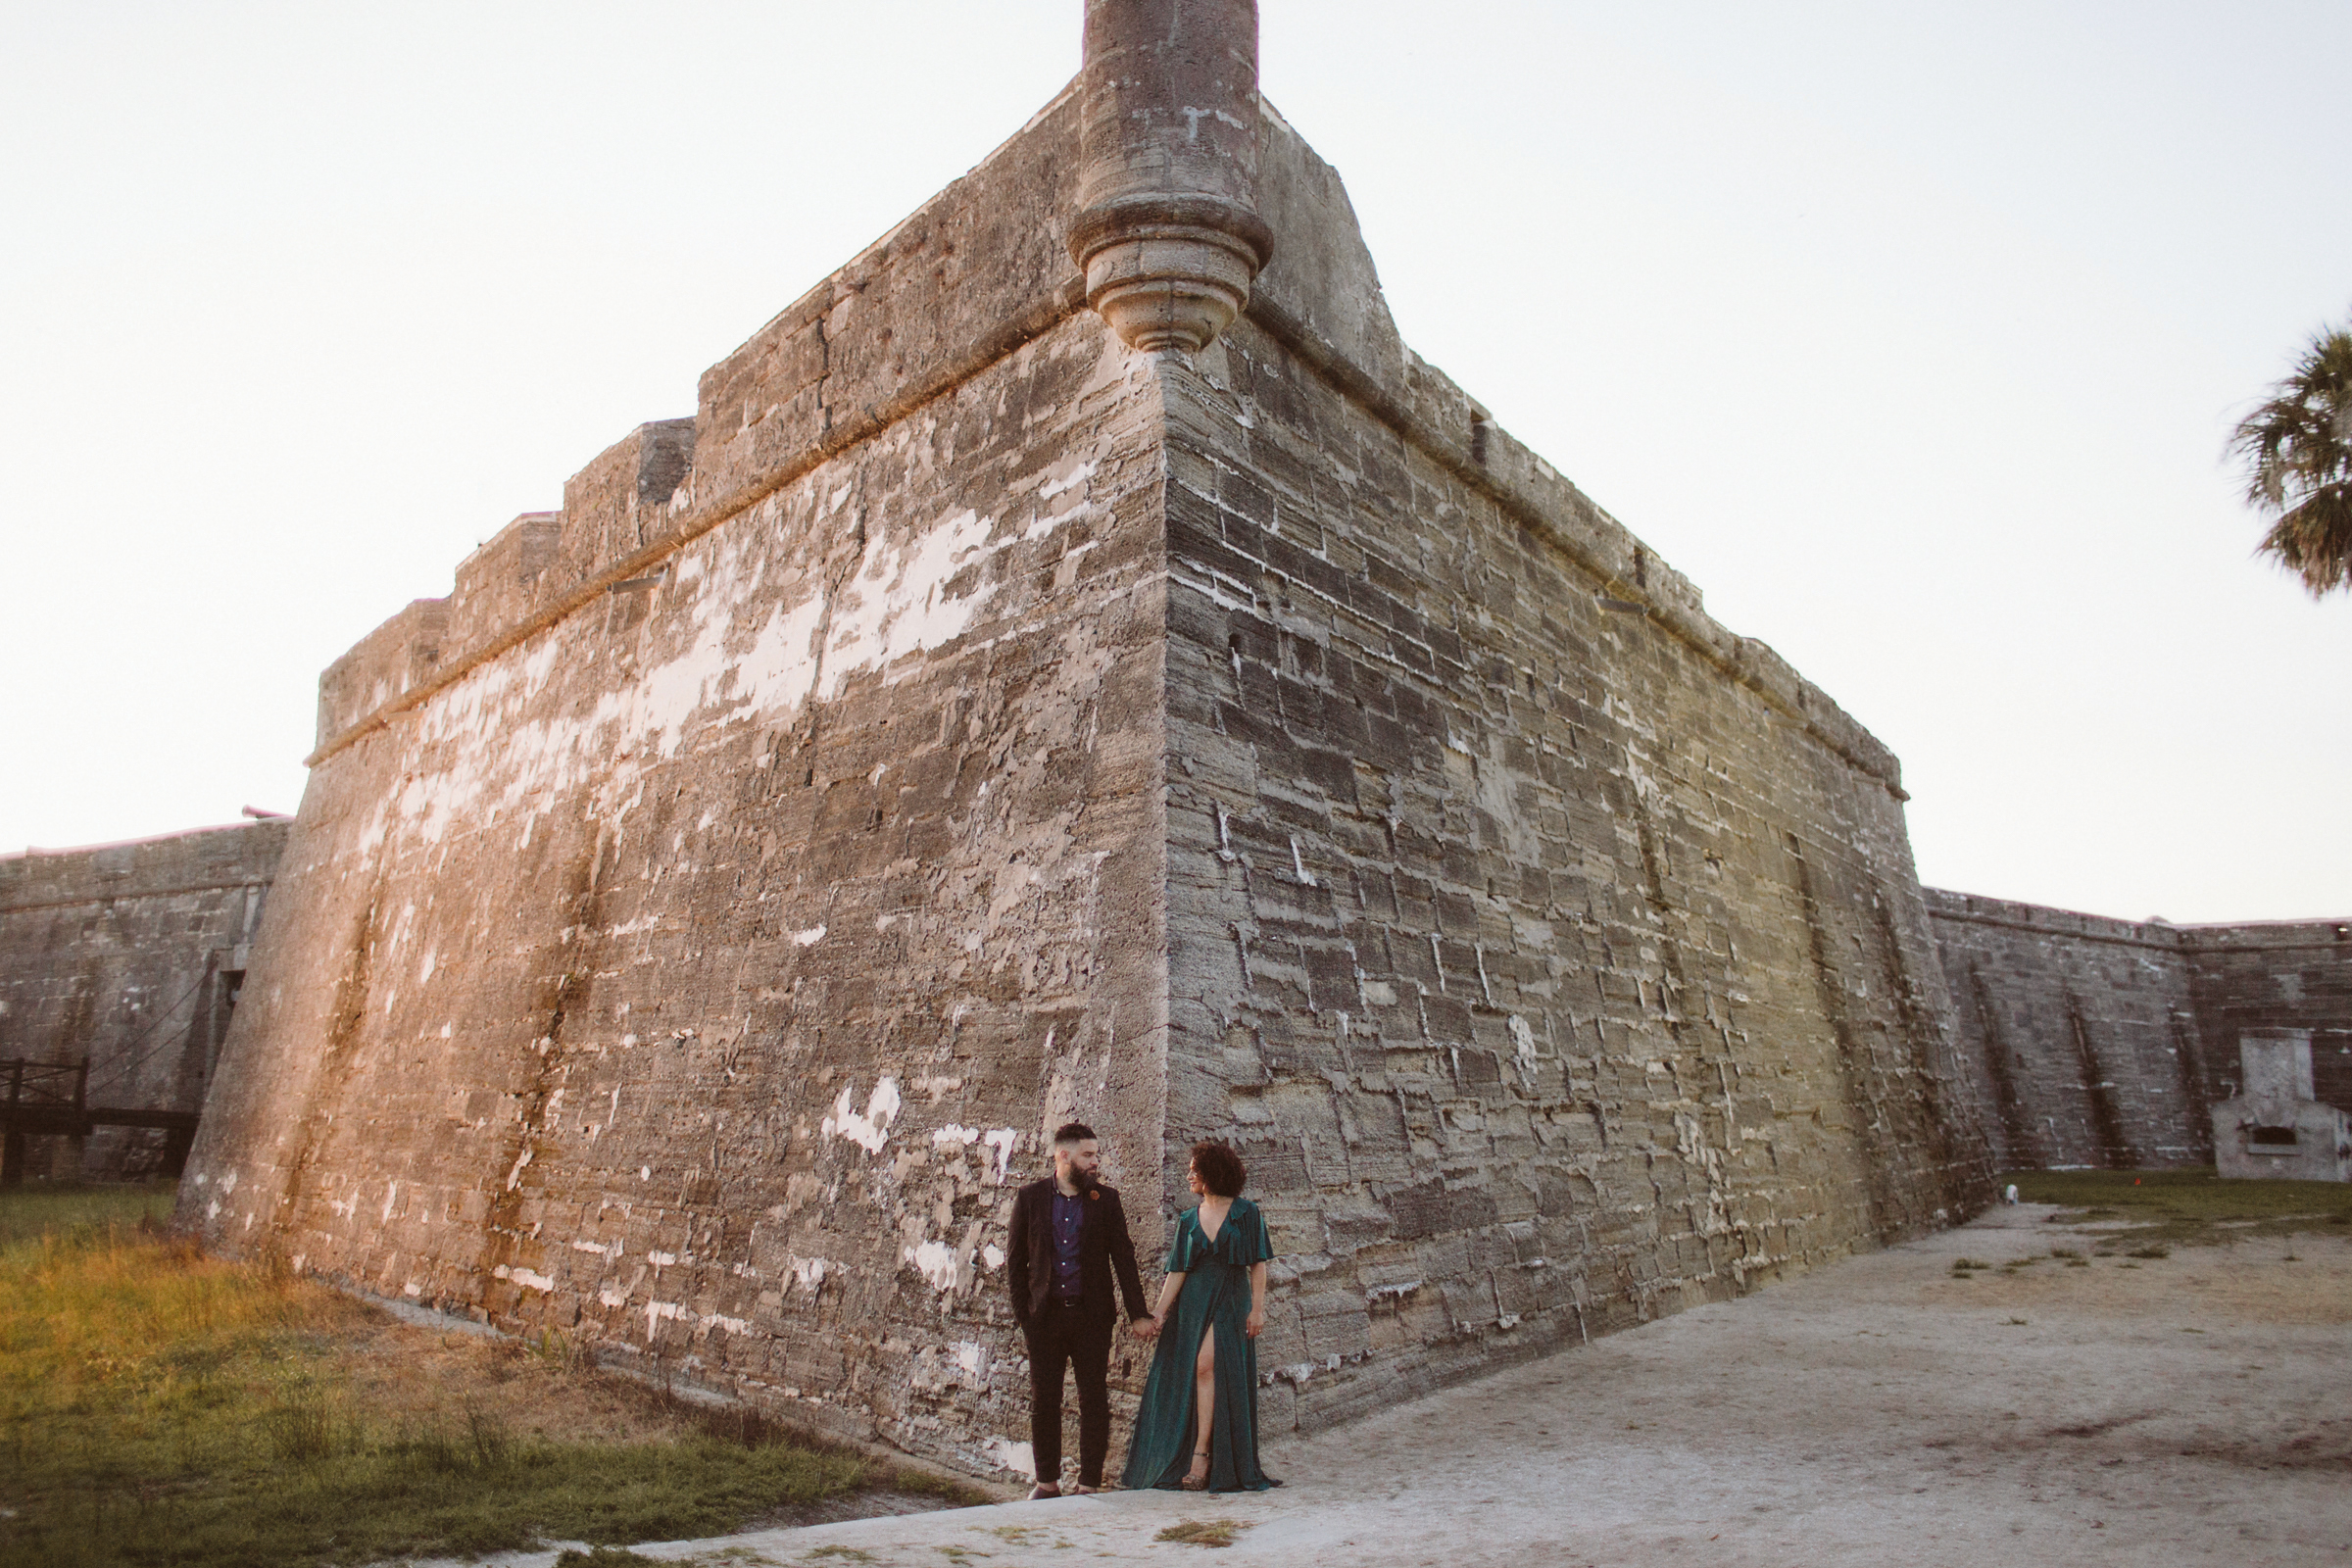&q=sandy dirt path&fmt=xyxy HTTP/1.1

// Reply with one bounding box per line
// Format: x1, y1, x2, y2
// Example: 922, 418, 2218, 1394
441, 1204, 2352, 1567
